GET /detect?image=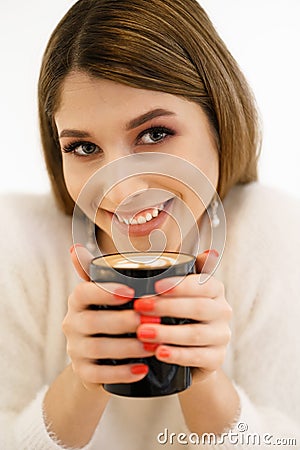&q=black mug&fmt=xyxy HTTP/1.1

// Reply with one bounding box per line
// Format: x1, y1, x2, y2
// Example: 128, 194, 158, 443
89, 251, 196, 397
